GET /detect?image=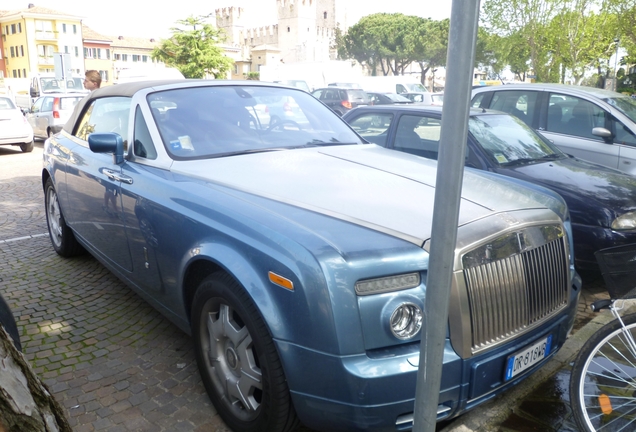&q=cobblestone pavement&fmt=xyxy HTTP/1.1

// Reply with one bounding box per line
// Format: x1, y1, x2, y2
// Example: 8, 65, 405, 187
0, 142, 608, 432
1, 143, 233, 431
